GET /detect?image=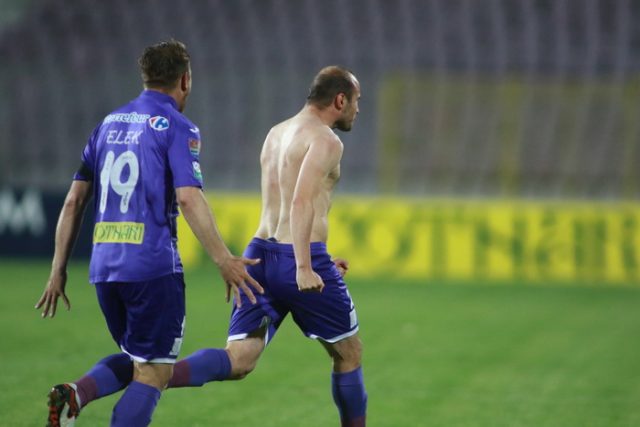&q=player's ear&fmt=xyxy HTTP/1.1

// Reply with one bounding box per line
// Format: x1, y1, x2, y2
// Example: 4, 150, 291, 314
180, 71, 190, 92
334, 93, 346, 111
